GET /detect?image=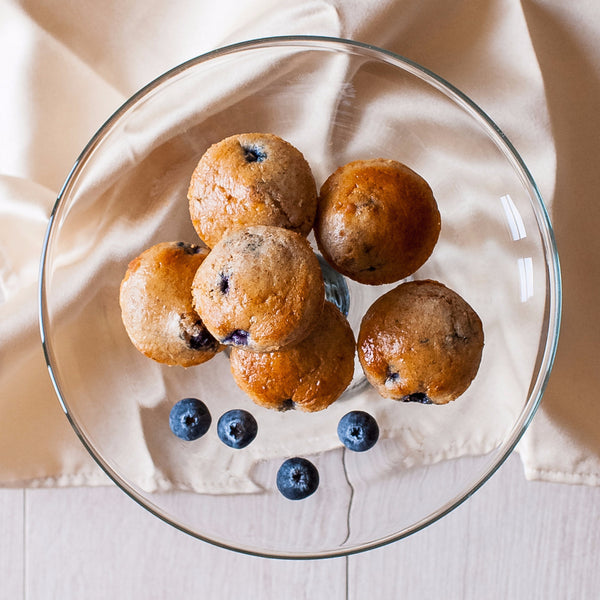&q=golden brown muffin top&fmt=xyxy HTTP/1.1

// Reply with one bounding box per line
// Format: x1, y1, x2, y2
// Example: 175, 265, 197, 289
188, 133, 317, 248
192, 225, 325, 352
119, 241, 222, 367
315, 158, 441, 285
358, 279, 483, 404
230, 302, 356, 412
